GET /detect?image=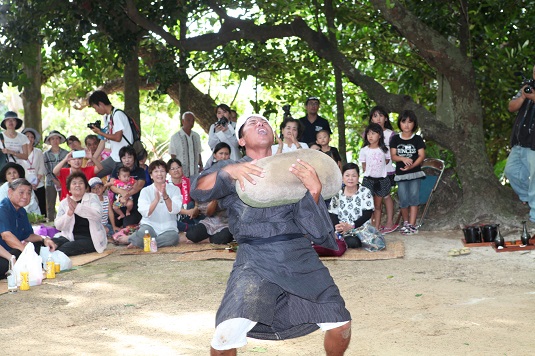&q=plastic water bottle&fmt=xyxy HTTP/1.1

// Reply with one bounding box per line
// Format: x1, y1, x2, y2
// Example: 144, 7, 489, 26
150, 237, 158, 253
46, 254, 55, 279
7, 255, 17, 293
143, 230, 151, 252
